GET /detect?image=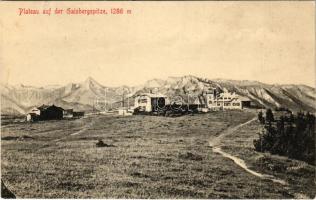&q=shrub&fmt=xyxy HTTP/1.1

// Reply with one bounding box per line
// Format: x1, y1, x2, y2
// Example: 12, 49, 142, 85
265, 109, 274, 124
254, 111, 315, 165
96, 140, 115, 148
258, 111, 264, 124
